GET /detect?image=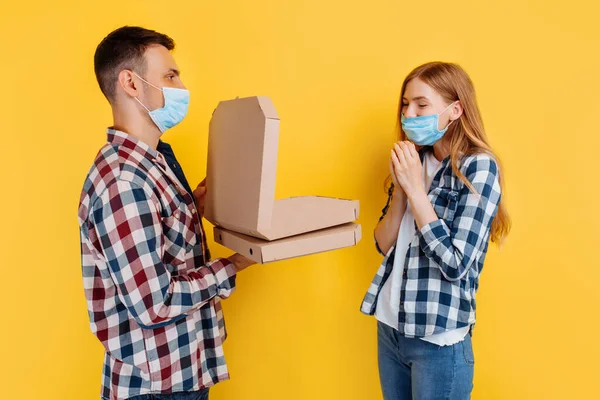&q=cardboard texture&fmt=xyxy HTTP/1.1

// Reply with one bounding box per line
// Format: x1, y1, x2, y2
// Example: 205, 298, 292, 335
205, 96, 361, 262
214, 223, 362, 264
